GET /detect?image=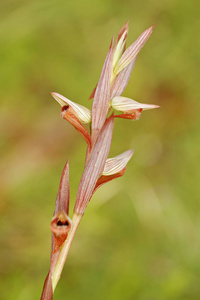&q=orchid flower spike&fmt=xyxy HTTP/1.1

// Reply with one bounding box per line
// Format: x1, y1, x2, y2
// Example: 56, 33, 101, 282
41, 22, 159, 299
